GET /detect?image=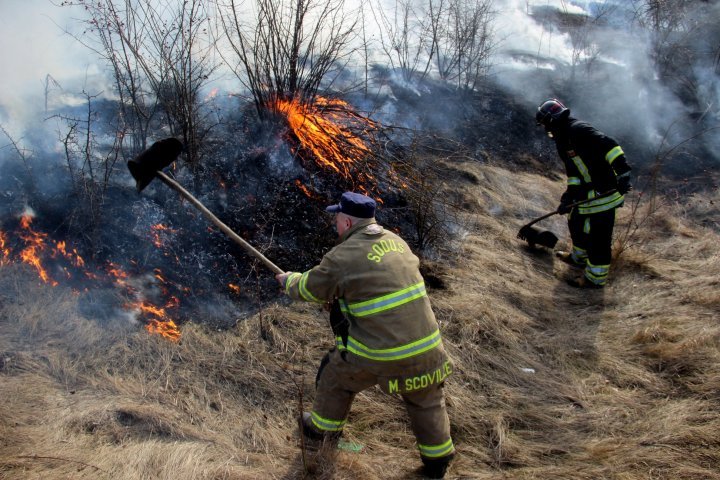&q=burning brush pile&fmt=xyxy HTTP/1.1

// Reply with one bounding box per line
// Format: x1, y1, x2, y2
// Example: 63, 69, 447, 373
0, 94, 402, 343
